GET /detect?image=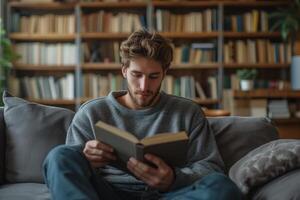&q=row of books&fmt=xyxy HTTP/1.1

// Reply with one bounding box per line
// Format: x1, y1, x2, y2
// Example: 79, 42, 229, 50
15, 74, 75, 100
173, 43, 217, 64
224, 10, 270, 32
81, 12, 146, 33
223, 92, 292, 119
81, 74, 218, 100
15, 43, 76, 65
12, 14, 75, 34
155, 9, 218, 32
82, 73, 126, 98
162, 75, 217, 99
224, 40, 292, 64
